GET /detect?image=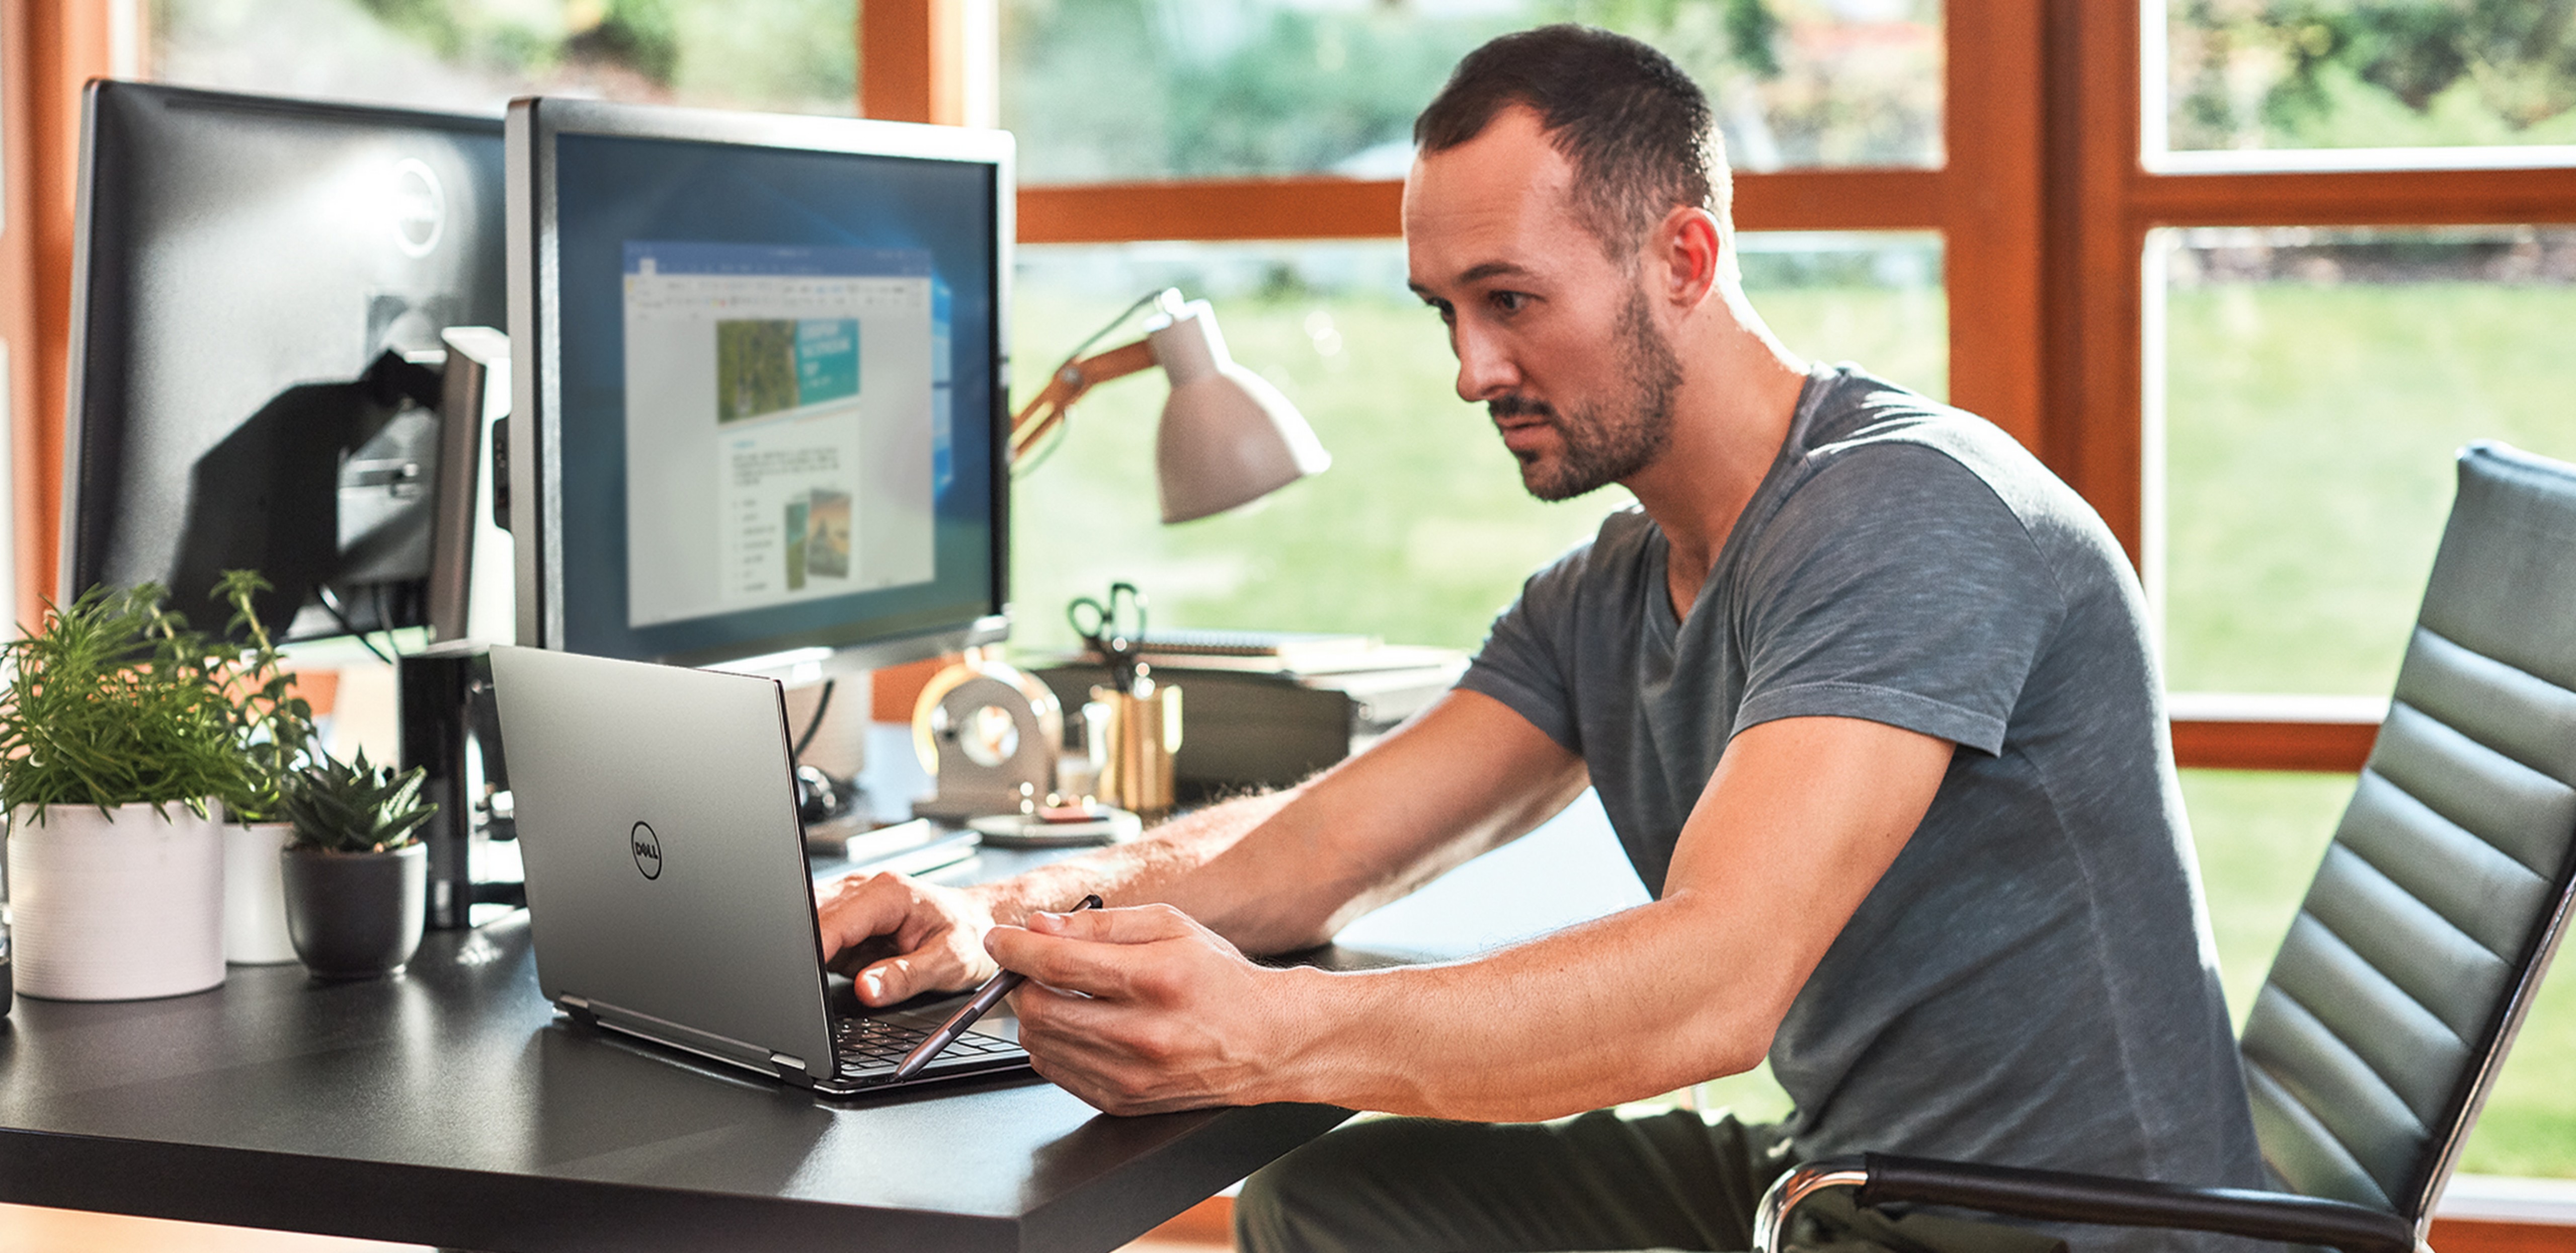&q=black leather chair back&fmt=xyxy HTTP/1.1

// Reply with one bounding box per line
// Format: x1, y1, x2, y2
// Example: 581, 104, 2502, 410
2237, 441, 2576, 1225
